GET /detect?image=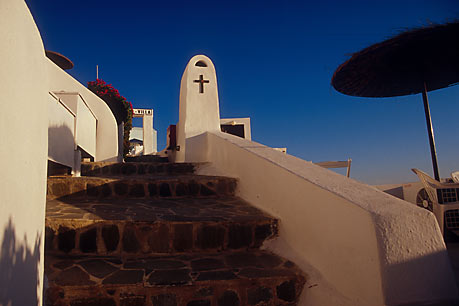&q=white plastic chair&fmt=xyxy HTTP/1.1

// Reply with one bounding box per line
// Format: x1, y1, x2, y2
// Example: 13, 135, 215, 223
451, 171, 459, 183
412, 168, 459, 235
315, 158, 352, 177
